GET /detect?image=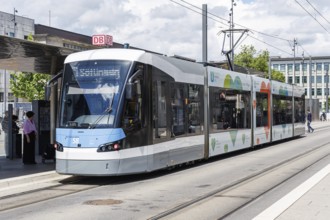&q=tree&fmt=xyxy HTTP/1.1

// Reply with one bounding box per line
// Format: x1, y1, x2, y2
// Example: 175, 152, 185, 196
234, 45, 285, 82
10, 72, 50, 101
